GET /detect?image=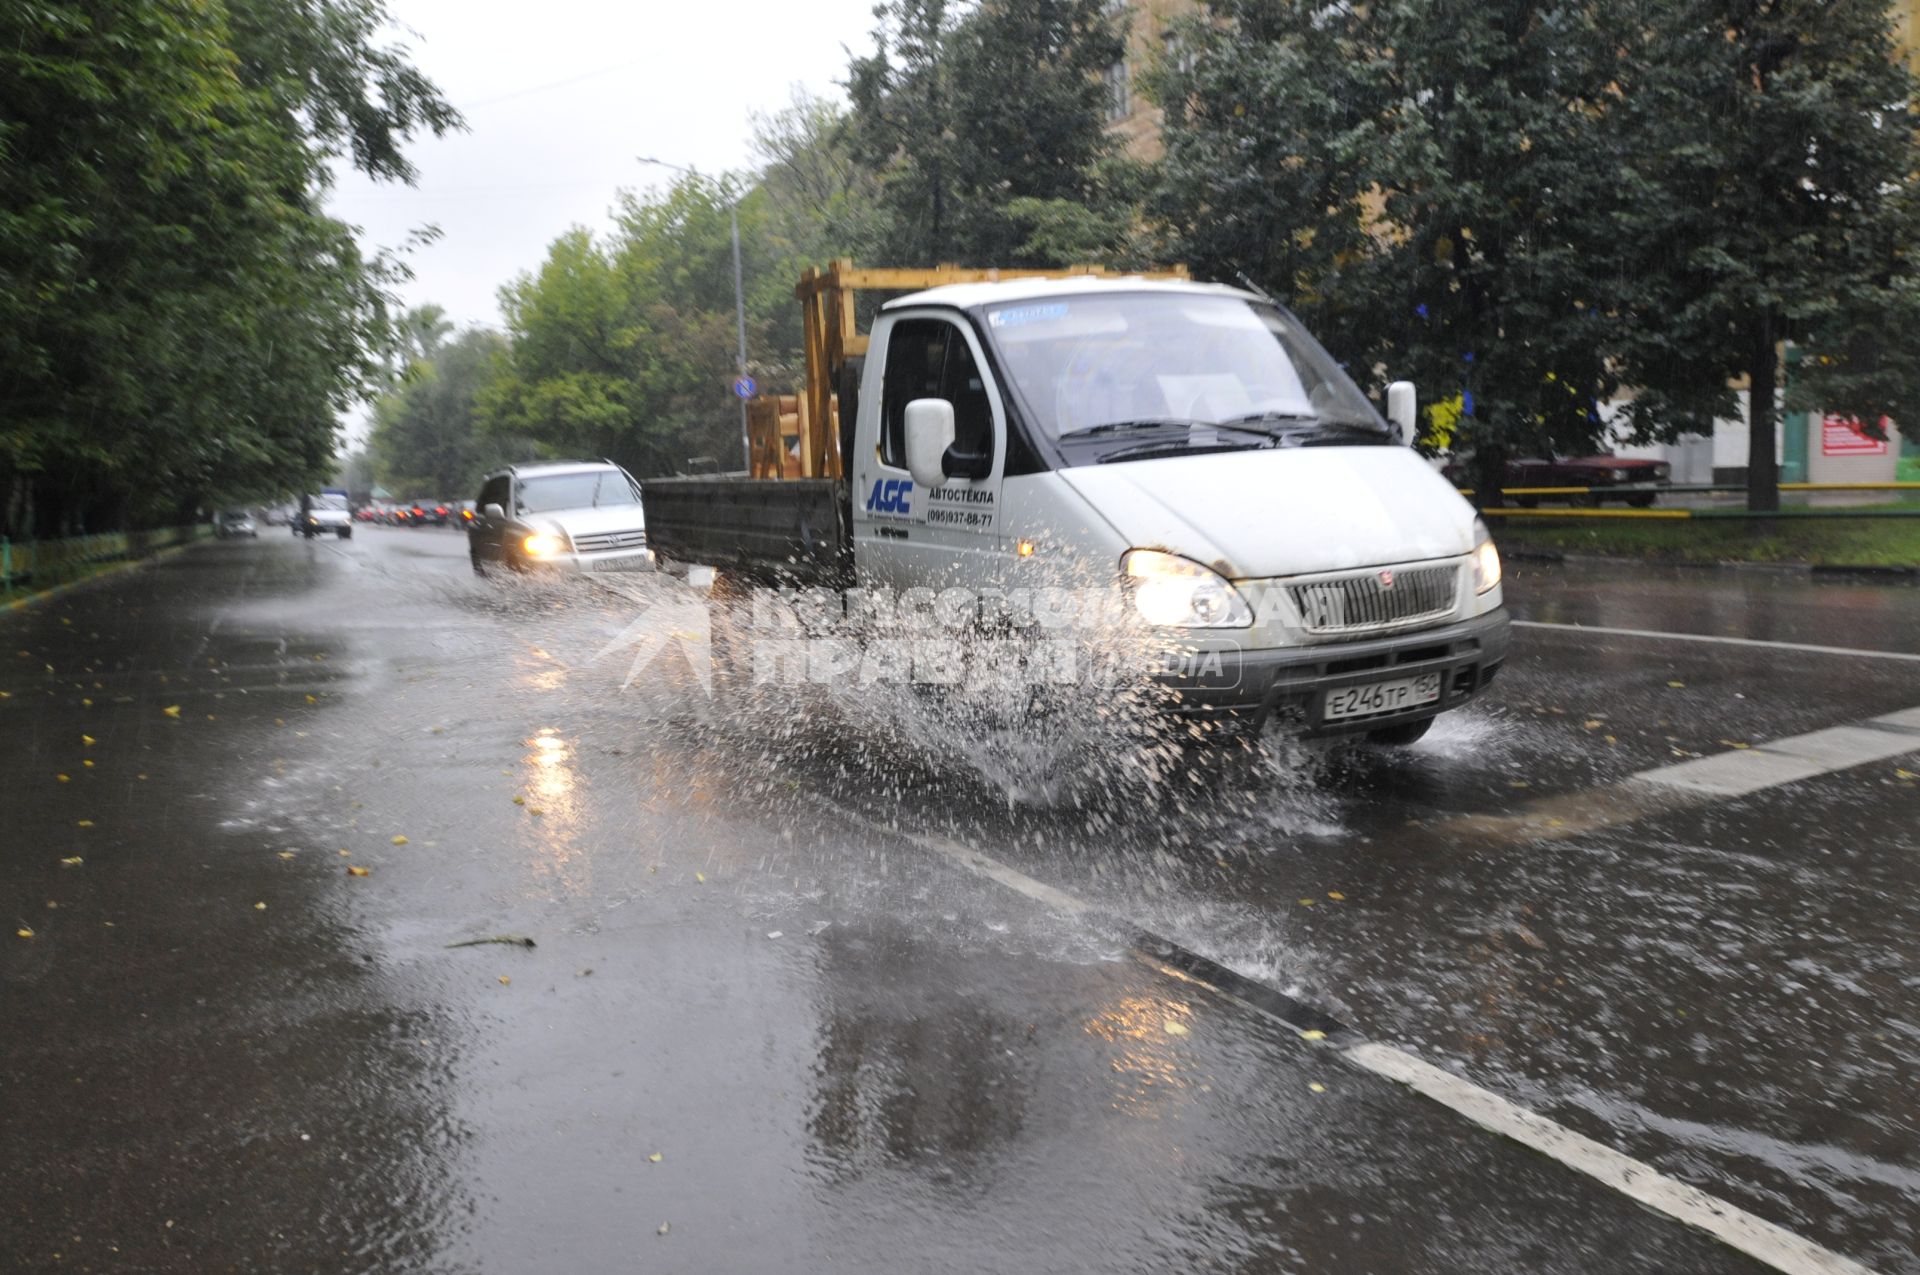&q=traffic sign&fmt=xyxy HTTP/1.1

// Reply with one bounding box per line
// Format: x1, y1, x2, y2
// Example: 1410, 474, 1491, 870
732, 375, 757, 400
